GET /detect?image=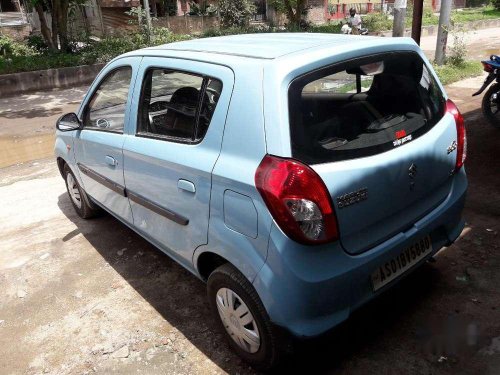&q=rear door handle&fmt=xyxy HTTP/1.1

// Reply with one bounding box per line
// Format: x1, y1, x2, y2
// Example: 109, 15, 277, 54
178, 179, 195, 193
105, 155, 117, 166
